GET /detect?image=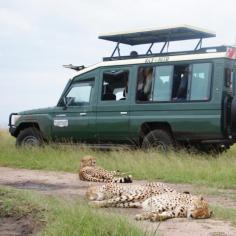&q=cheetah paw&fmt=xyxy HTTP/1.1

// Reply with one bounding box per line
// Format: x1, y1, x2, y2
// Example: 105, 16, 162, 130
150, 214, 166, 222
89, 201, 104, 208
150, 214, 161, 222
135, 214, 143, 221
